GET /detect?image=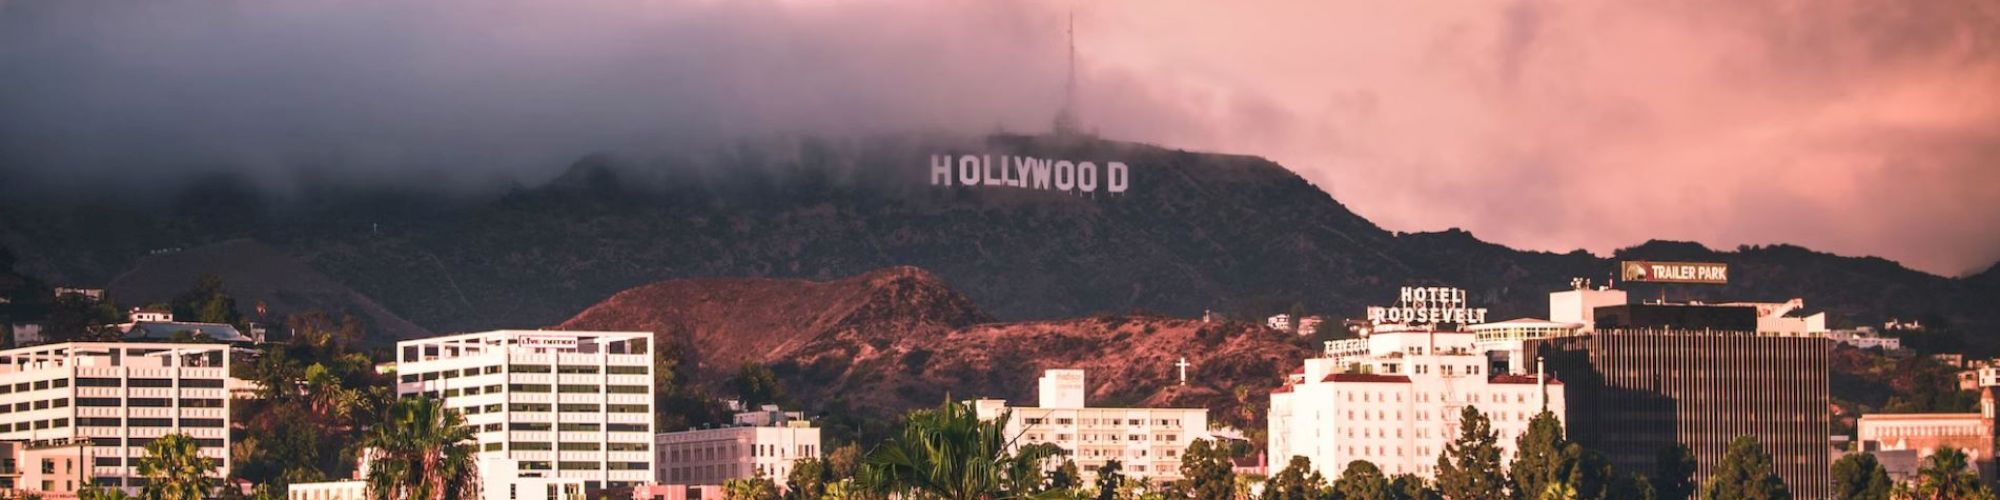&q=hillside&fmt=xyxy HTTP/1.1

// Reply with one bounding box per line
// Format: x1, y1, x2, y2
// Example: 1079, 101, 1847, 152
558, 267, 1313, 435
0, 133, 1995, 350
103, 239, 430, 340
